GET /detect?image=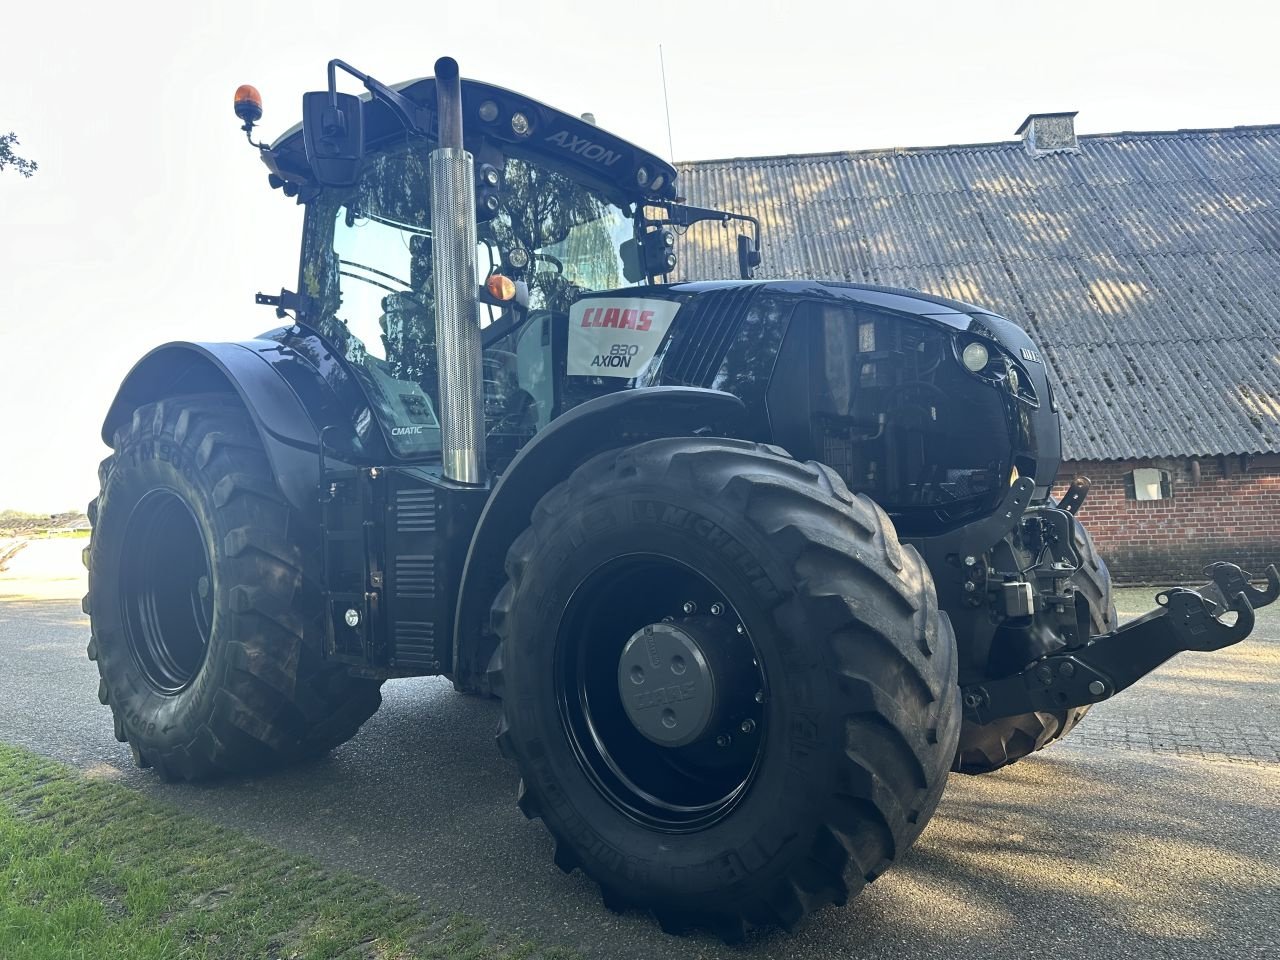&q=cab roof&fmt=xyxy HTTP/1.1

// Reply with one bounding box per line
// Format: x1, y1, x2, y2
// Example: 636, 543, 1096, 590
263, 75, 679, 204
